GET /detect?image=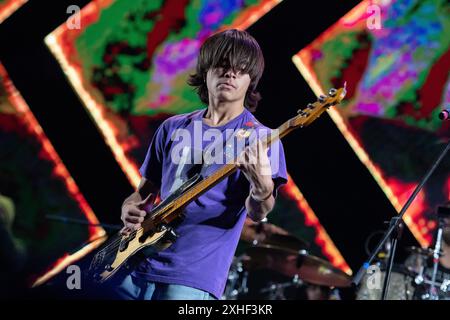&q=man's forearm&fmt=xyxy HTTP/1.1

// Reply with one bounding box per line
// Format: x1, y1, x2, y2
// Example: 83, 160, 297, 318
122, 178, 158, 208
245, 192, 275, 221
245, 176, 275, 221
